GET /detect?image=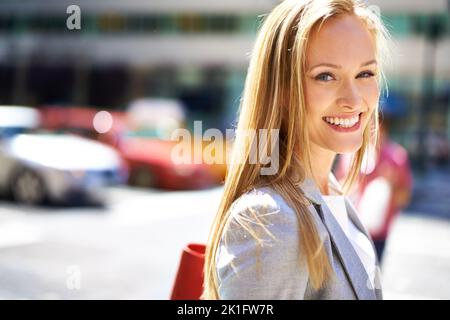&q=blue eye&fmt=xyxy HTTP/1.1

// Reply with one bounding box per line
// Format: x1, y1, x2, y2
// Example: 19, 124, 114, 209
357, 71, 375, 78
315, 73, 334, 82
